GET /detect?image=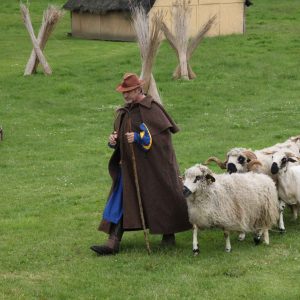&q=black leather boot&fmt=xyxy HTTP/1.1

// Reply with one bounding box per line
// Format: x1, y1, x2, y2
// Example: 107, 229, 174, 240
161, 233, 176, 246
91, 222, 123, 255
